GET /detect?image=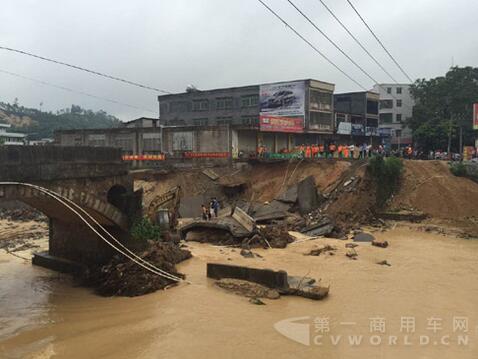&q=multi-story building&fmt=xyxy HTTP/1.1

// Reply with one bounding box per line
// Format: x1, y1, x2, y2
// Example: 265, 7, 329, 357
157, 79, 335, 156
373, 83, 414, 148
333, 91, 380, 143
0, 123, 26, 145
